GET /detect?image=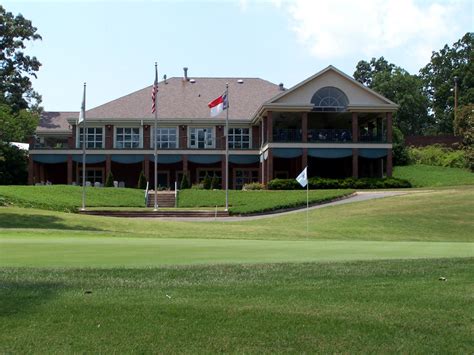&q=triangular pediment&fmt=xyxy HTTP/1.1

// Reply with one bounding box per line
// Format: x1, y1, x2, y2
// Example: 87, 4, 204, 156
269, 66, 397, 108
